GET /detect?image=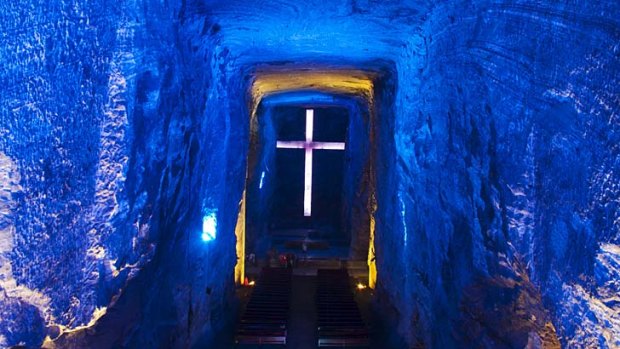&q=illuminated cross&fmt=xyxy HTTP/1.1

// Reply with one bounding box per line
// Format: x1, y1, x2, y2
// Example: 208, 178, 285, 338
276, 109, 346, 216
